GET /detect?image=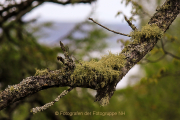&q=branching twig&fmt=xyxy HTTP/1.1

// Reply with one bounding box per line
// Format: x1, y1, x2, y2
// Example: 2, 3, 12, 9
72, 55, 82, 65
0, 0, 96, 26
142, 38, 180, 64
31, 87, 74, 114
89, 18, 130, 37
160, 39, 180, 60
143, 54, 166, 63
